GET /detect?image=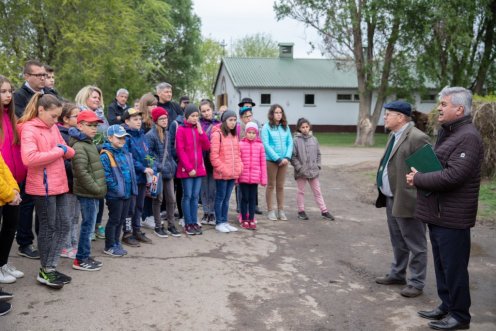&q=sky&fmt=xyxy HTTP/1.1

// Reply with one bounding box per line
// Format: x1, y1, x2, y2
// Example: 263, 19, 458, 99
192, 0, 324, 58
